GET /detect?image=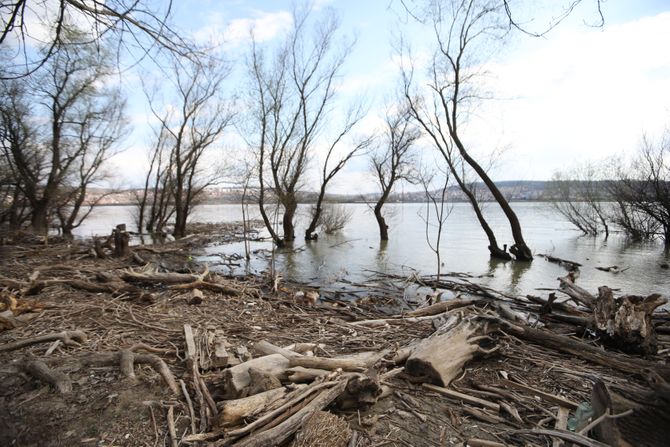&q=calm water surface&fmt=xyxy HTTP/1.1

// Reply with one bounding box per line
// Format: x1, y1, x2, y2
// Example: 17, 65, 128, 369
74, 202, 670, 298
